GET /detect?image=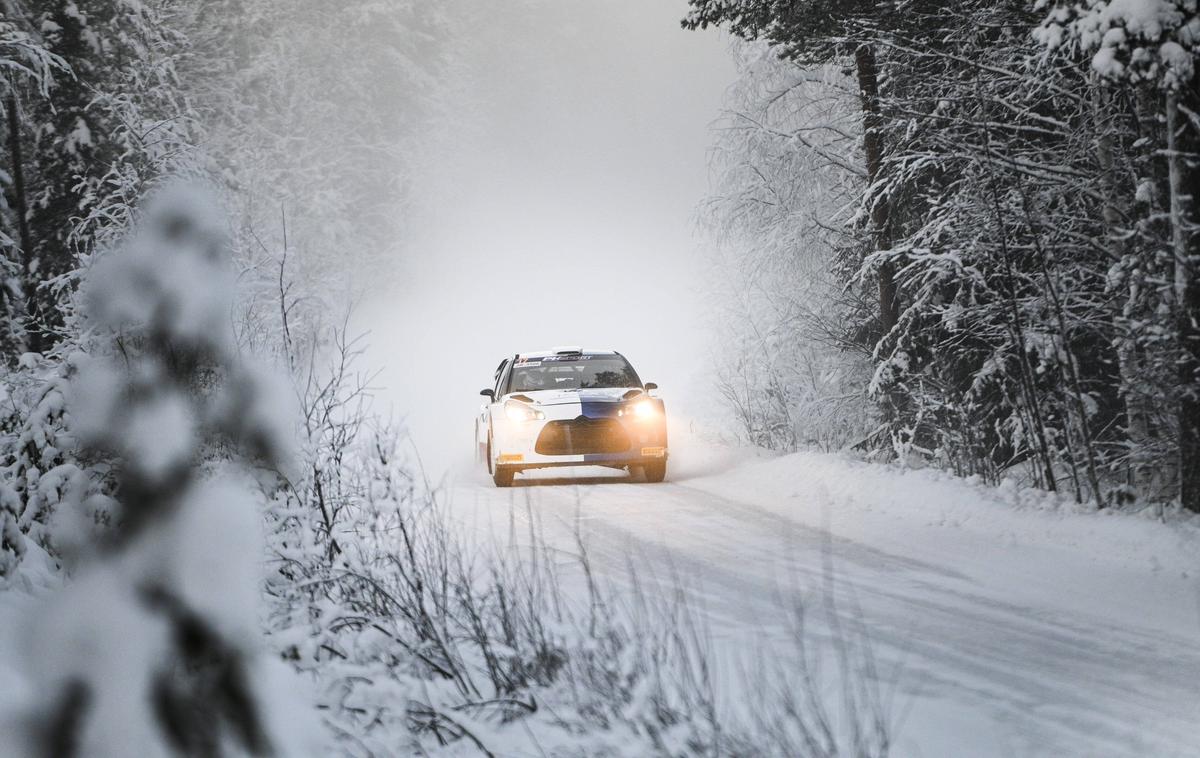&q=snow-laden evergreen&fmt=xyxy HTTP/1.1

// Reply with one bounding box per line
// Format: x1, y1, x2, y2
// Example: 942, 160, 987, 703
688, 0, 1200, 510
